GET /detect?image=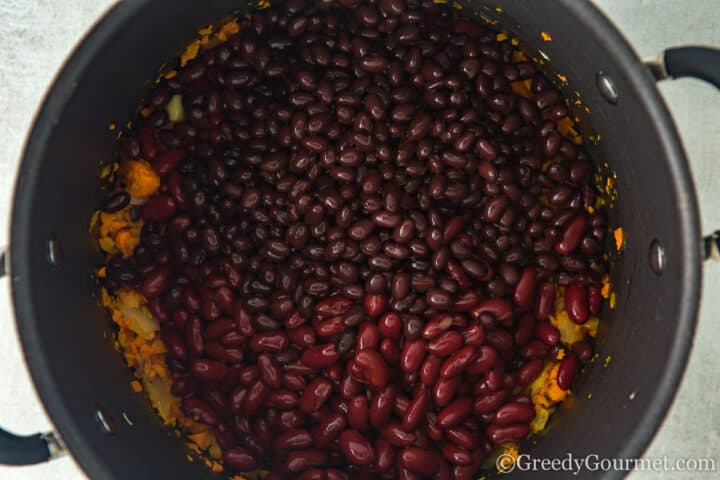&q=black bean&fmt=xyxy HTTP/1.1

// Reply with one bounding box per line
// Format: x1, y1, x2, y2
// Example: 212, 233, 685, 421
103, 191, 130, 213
